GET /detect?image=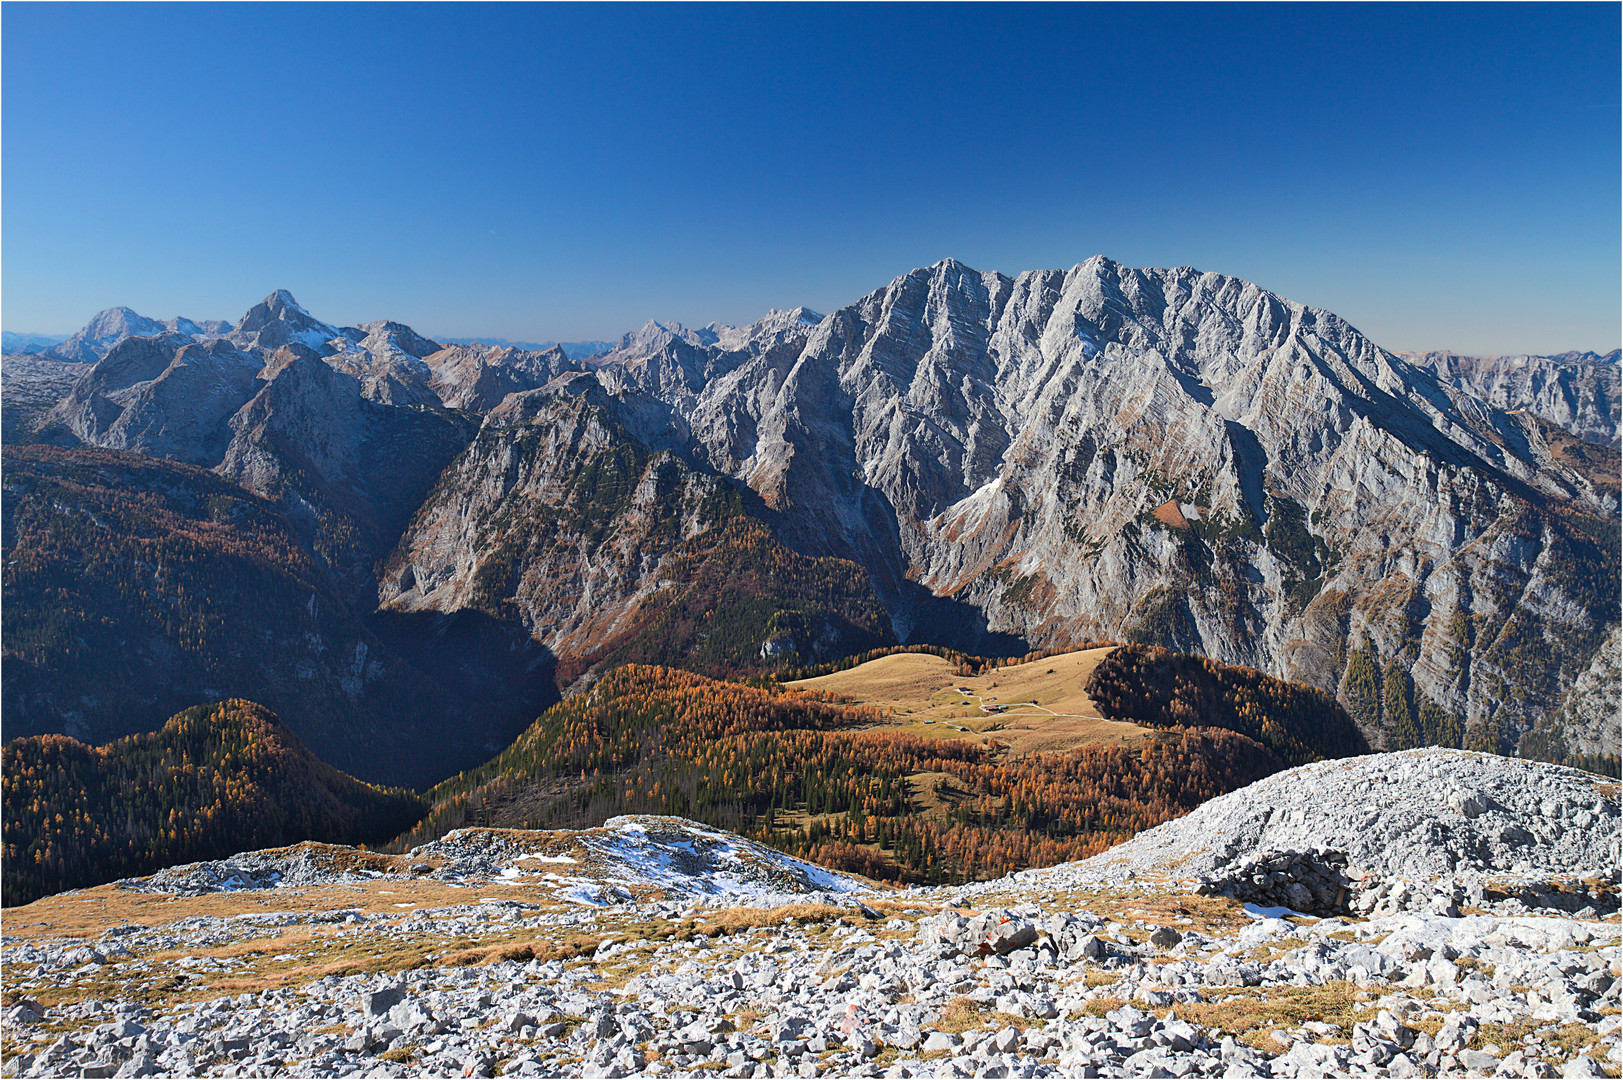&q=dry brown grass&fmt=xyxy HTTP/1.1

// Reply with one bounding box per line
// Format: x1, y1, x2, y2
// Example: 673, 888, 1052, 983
787, 647, 1150, 757
1082, 996, 1131, 1019
862, 899, 943, 921
442, 934, 604, 968
145, 925, 340, 965
206, 945, 440, 992
1151, 500, 1190, 530
1, 877, 575, 941
1066, 890, 1250, 942
1468, 1018, 1602, 1062
707, 902, 850, 931
937, 997, 986, 1034
1175, 981, 1371, 1052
